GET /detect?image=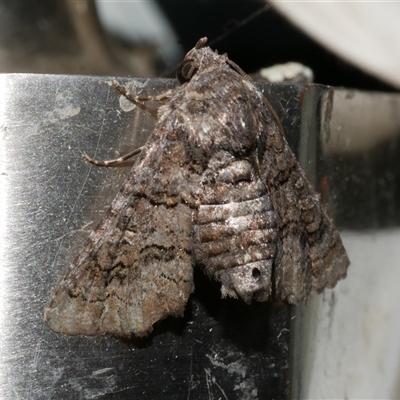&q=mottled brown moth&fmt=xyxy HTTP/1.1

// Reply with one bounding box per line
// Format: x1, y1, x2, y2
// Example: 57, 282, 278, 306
44, 38, 349, 337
